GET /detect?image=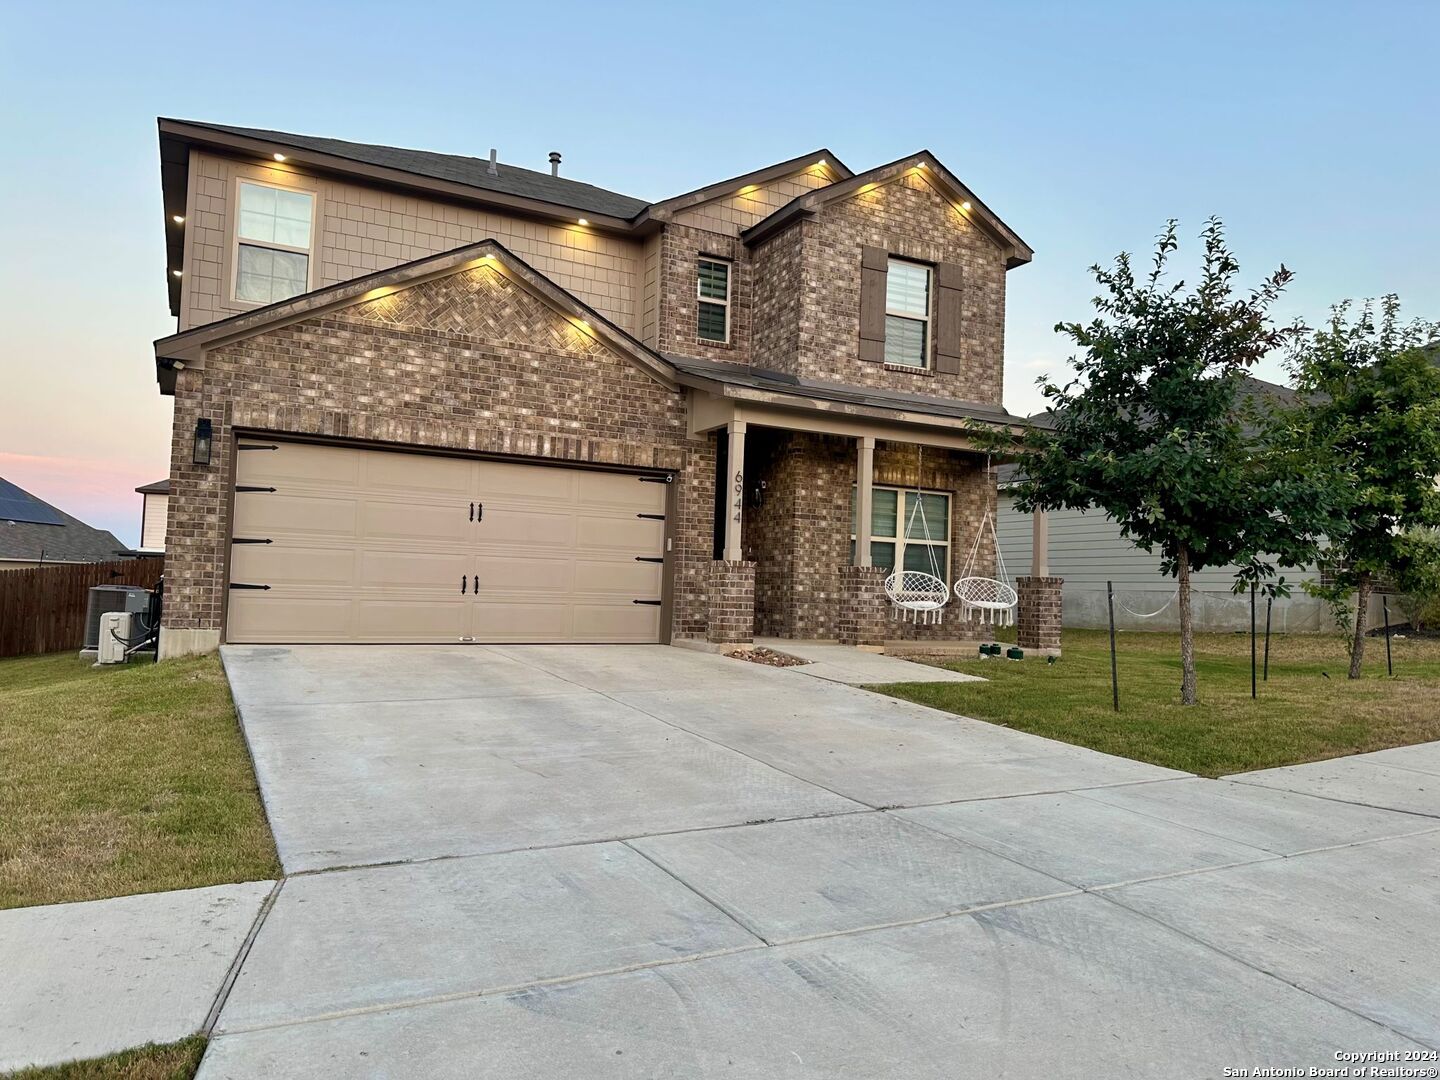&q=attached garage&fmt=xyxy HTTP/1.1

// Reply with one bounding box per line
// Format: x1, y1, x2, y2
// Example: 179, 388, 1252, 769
227, 439, 669, 644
